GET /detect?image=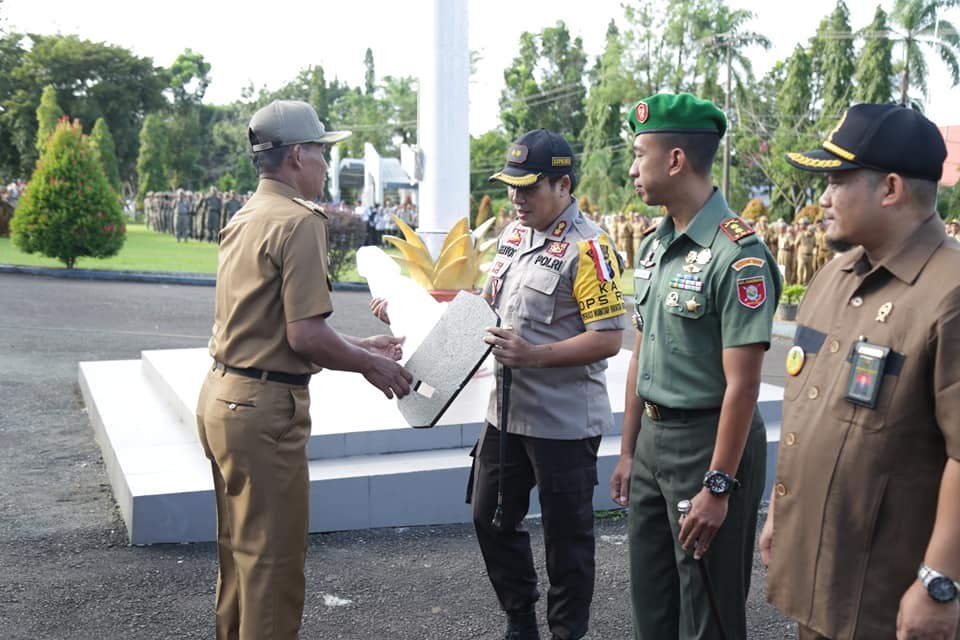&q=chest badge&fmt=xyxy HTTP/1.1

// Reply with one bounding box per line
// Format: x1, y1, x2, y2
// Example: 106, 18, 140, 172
683, 250, 702, 274
695, 248, 712, 265
665, 291, 680, 308
785, 345, 805, 376
545, 241, 568, 258
875, 301, 893, 323
685, 297, 701, 313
